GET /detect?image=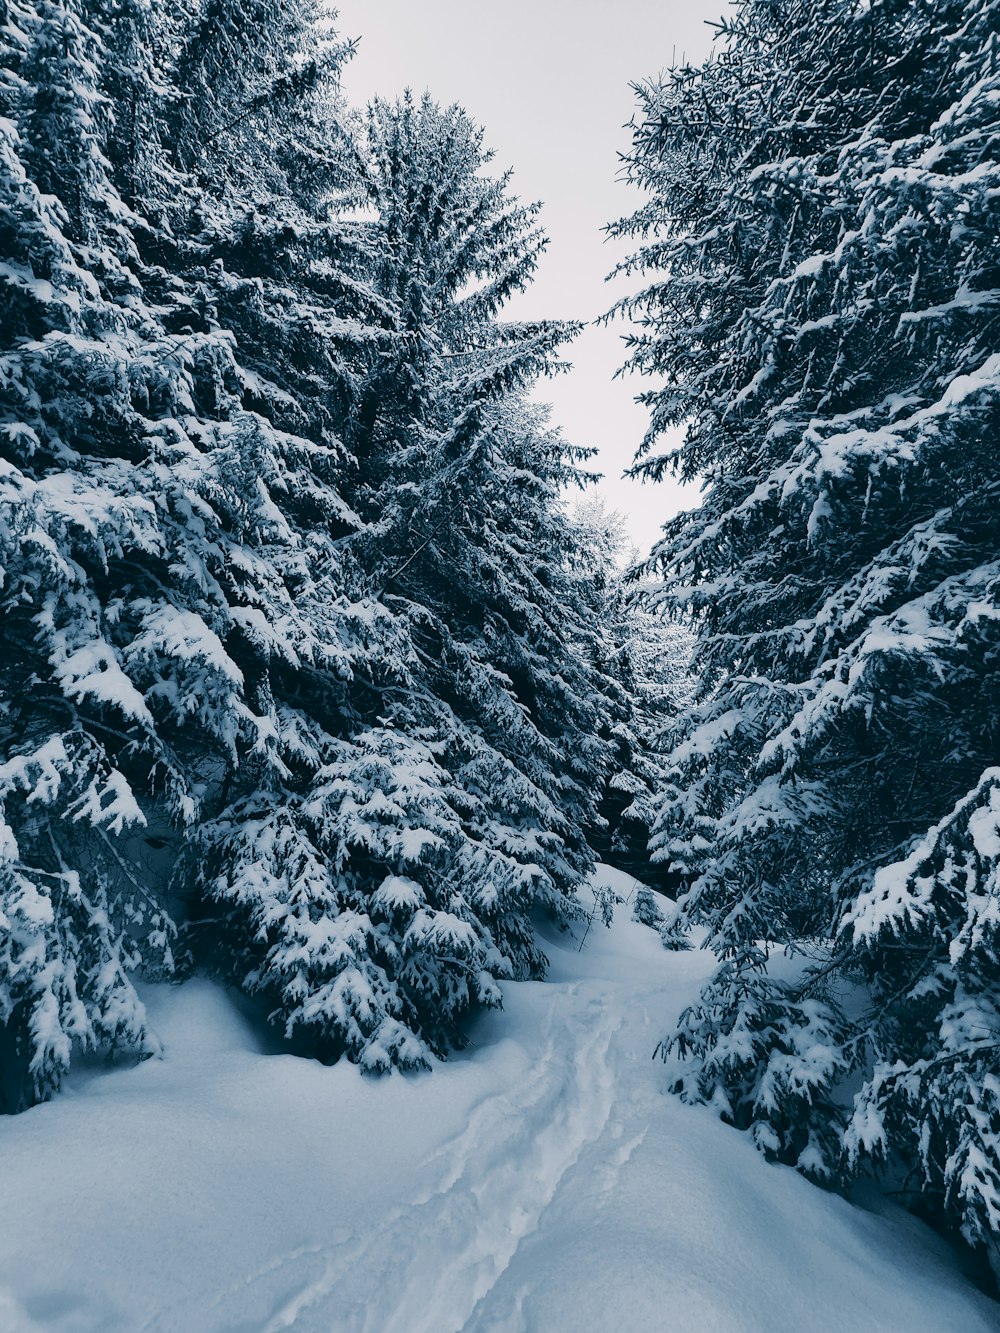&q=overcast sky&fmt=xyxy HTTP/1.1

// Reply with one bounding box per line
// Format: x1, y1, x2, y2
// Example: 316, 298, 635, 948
332, 0, 726, 556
